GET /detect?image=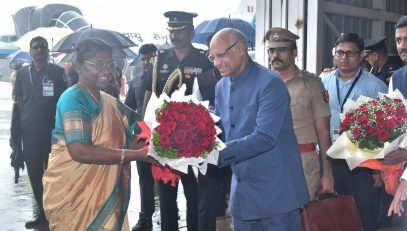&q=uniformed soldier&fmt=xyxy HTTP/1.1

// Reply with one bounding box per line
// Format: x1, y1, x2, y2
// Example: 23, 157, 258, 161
141, 11, 212, 231
364, 36, 403, 85
265, 27, 334, 199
